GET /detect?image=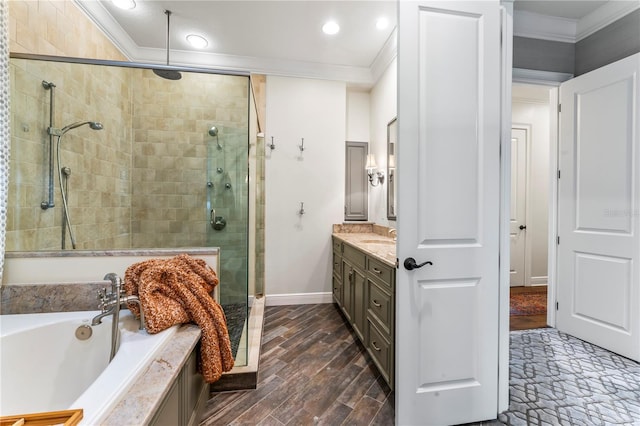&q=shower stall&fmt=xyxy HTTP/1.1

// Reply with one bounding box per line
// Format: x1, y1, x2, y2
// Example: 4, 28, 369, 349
7, 56, 260, 367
